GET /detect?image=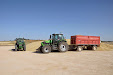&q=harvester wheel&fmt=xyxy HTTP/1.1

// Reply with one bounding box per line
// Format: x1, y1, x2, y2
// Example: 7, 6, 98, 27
92, 46, 97, 51
23, 45, 26, 51
58, 42, 69, 52
15, 45, 17, 51
77, 46, 83, 52
41, 45, 51, 54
